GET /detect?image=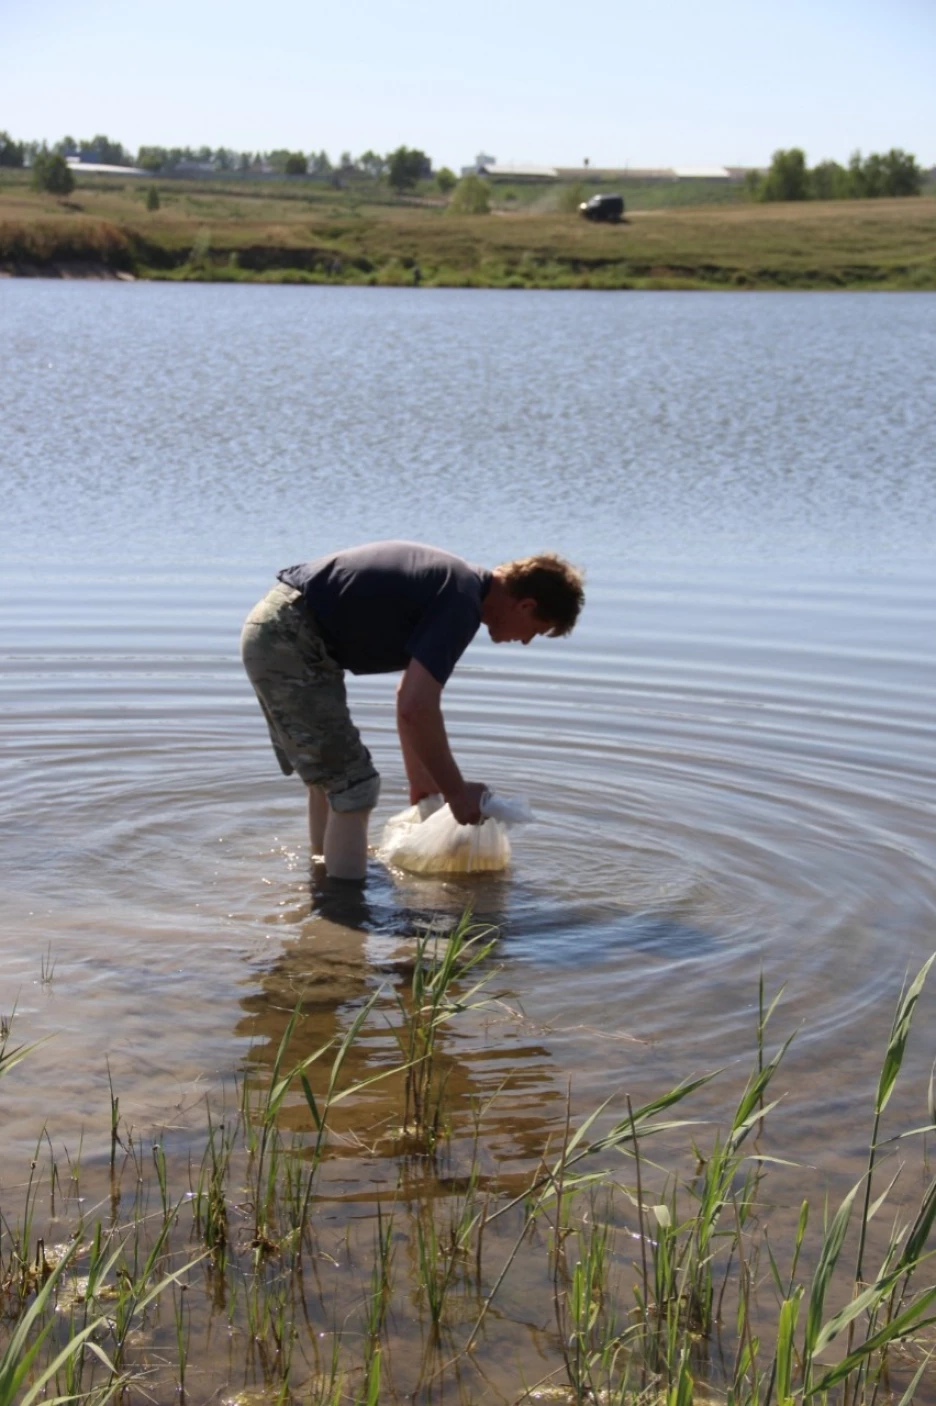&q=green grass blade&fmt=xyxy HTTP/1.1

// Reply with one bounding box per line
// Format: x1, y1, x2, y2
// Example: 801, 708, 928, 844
14, 1323, 117, 1406
812, 1266, 904, 1354
876, 954, 935, 1115
898, 1173, 936, 1269
728, 1034, 795, 1153
896, 1349, 935, 1406
804, 1179, 860, 1357
0, 1243, 79, 1402
0, 1034, 53, 1080
775, 1288, 802, 1403
809, 1290, 936, 1393
299, 1069, 323, 1130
